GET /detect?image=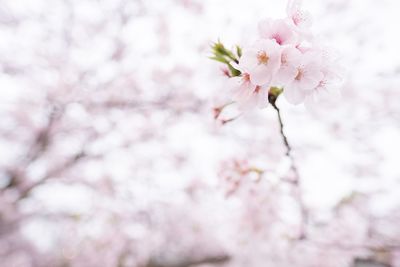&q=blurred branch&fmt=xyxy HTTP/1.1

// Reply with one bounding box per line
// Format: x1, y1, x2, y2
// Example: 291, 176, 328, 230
146, 254, 230, 267
17, 150, 87, 200
83, 97, 205, 113
353, 259, 391, 267
3, 105, 63, 191
303, 238, 400, 257
26, 104, 64, 163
